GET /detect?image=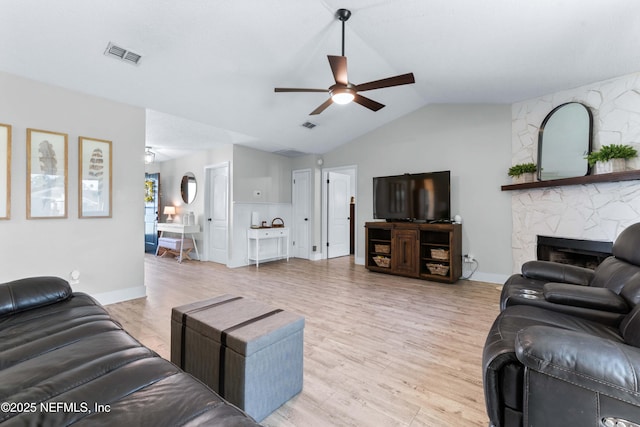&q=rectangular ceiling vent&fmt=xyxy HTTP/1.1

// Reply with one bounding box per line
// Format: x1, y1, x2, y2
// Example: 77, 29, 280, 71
301, 121, 316, 129
104, 42, 142, 65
